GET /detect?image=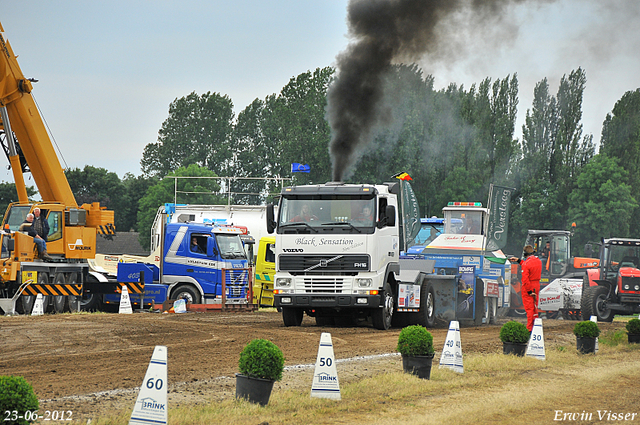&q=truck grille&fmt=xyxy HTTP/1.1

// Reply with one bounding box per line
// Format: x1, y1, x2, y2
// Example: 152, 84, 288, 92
301, 277, 345, 293
279, 255, 370, 274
